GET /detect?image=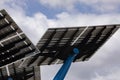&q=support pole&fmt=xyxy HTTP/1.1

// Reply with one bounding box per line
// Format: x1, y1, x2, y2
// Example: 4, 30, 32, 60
53, 48, 80, 80
5, 65, 13, 80
0, 69, 5, 80
12, 63, 17, 80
